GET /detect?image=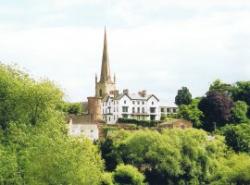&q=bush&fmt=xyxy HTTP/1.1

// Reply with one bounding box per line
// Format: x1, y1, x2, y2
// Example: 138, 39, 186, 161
101, 173, 114, 185
118, 118, 161, 127
113, 164, 146, 185
221, 123, 250, 153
